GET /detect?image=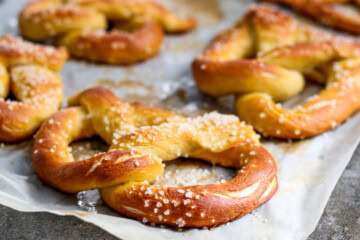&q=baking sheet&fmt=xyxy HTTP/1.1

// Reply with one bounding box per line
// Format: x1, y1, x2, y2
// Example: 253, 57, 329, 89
1, 0, 360, 239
